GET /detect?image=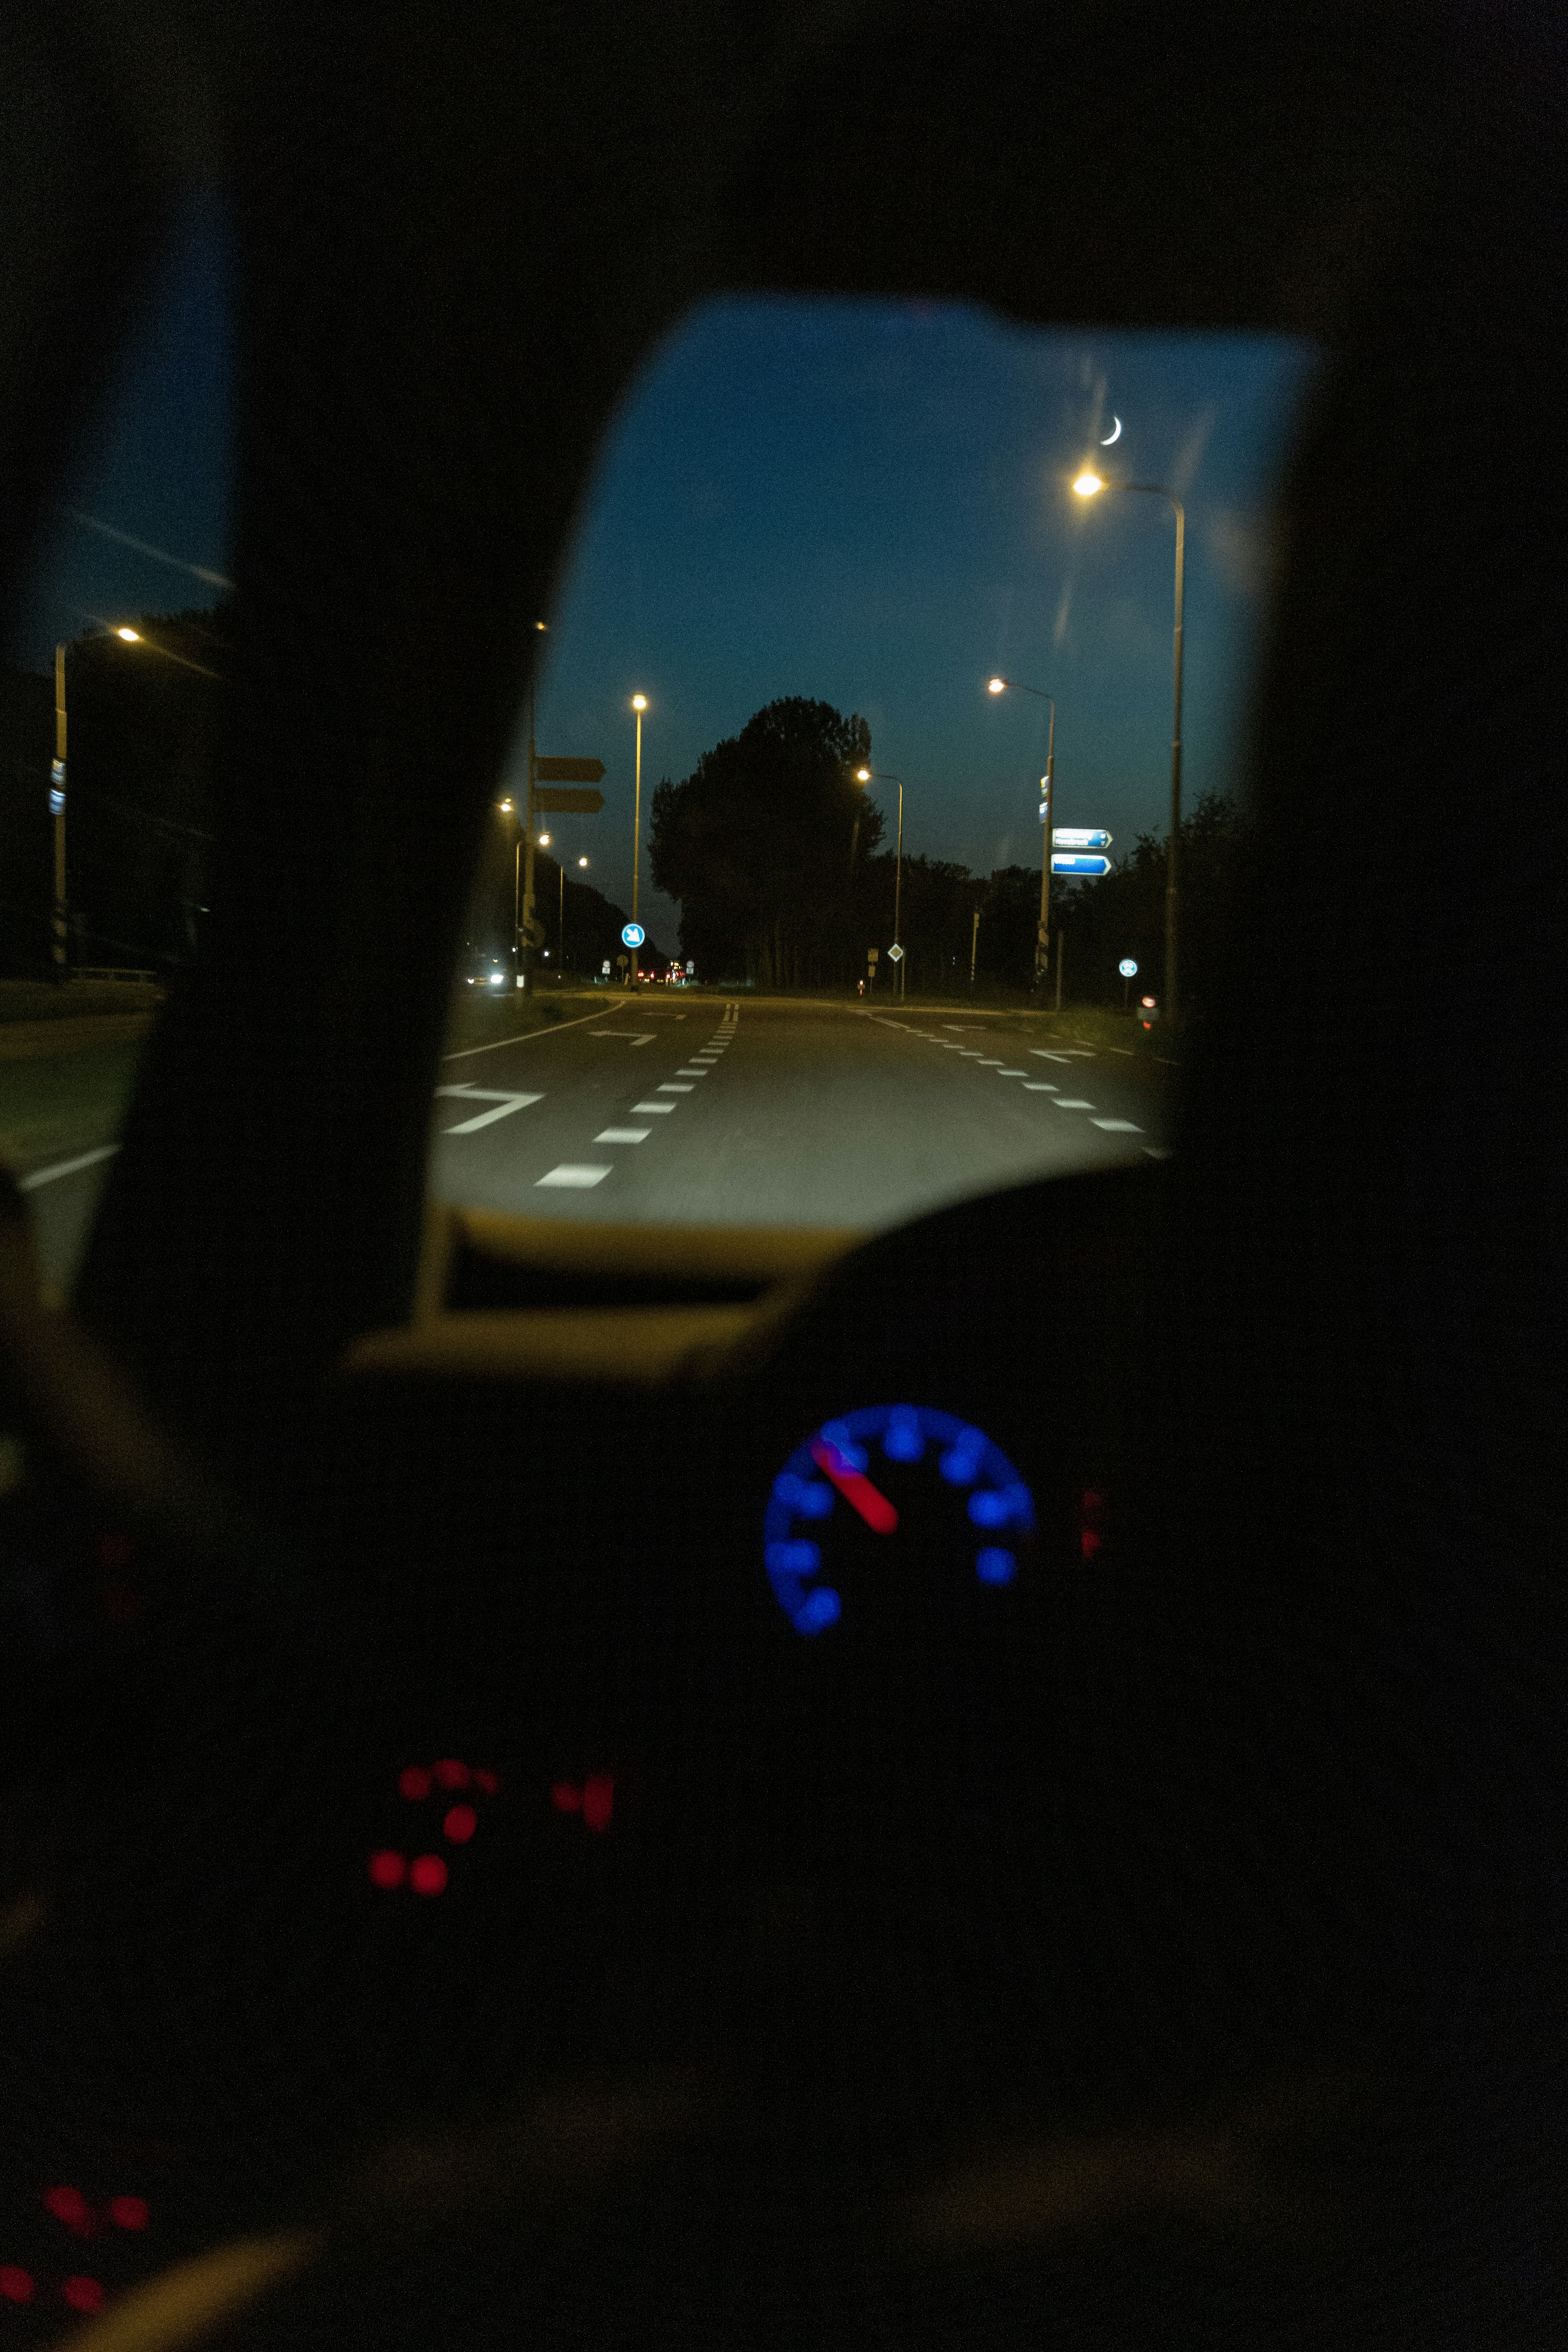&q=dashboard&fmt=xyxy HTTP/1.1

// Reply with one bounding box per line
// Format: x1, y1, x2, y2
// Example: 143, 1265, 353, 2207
0, 1159, 1178, 2321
